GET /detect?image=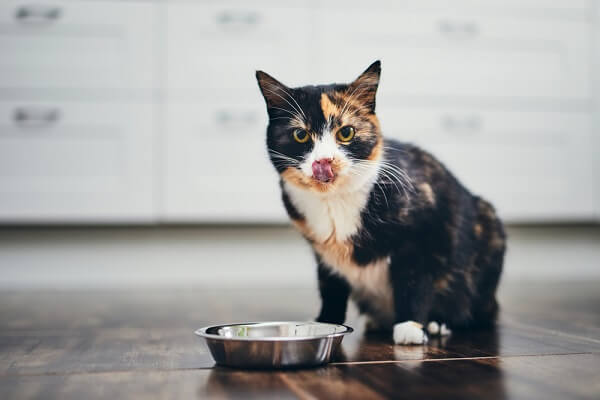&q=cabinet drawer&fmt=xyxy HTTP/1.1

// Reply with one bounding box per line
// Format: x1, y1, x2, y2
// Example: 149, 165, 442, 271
320, 0, 590, 16
0, 101, 155, 222
315, 7, 591, 101
378, 107, 594, 221
164, 98, 286, 222
0, 1, 157, 91
166, 1, 310, 92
